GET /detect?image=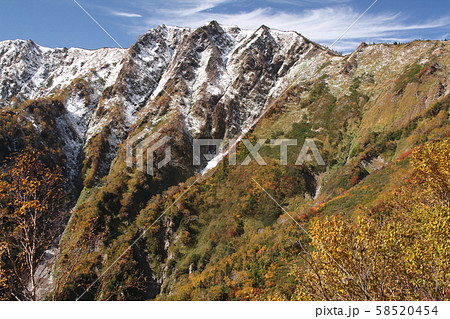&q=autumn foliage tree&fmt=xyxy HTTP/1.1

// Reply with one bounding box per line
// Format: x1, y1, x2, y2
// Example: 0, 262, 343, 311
292, 137, 450, 301
0, 151, 65, 300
